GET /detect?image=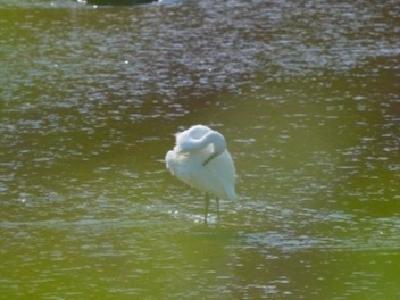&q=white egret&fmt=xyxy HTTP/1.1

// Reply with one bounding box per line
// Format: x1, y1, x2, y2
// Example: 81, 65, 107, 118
165, 125, 236, 223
